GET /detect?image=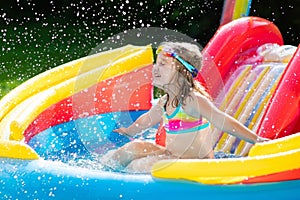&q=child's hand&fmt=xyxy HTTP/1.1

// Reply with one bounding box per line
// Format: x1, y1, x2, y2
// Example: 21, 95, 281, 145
114, 127, 128, 133
157, 94, 168, 108
113, 127, 134, 138
256, 136, 271, 143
